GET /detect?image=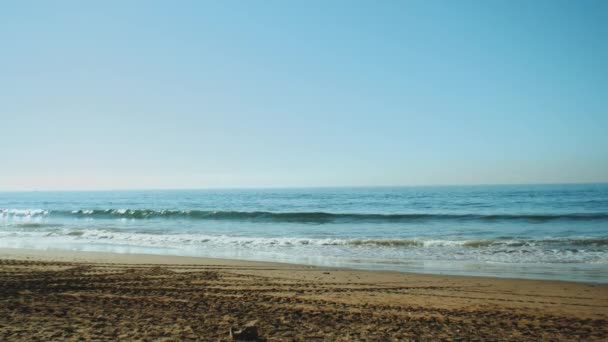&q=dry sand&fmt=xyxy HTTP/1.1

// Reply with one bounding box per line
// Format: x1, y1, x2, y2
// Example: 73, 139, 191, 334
0, 248, 606, 341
